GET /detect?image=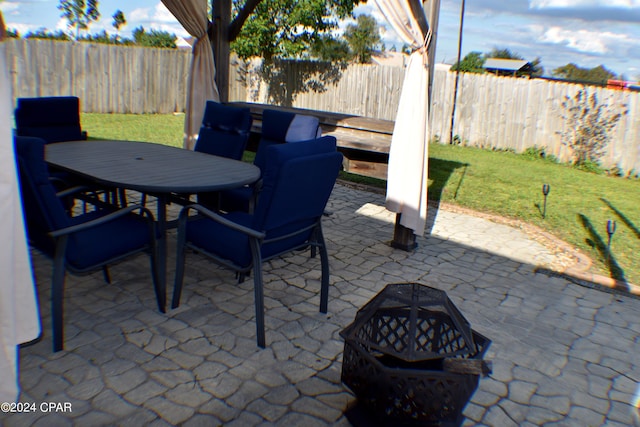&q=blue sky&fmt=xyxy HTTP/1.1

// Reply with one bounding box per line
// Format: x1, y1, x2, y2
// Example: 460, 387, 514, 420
2, 0, 639, 79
